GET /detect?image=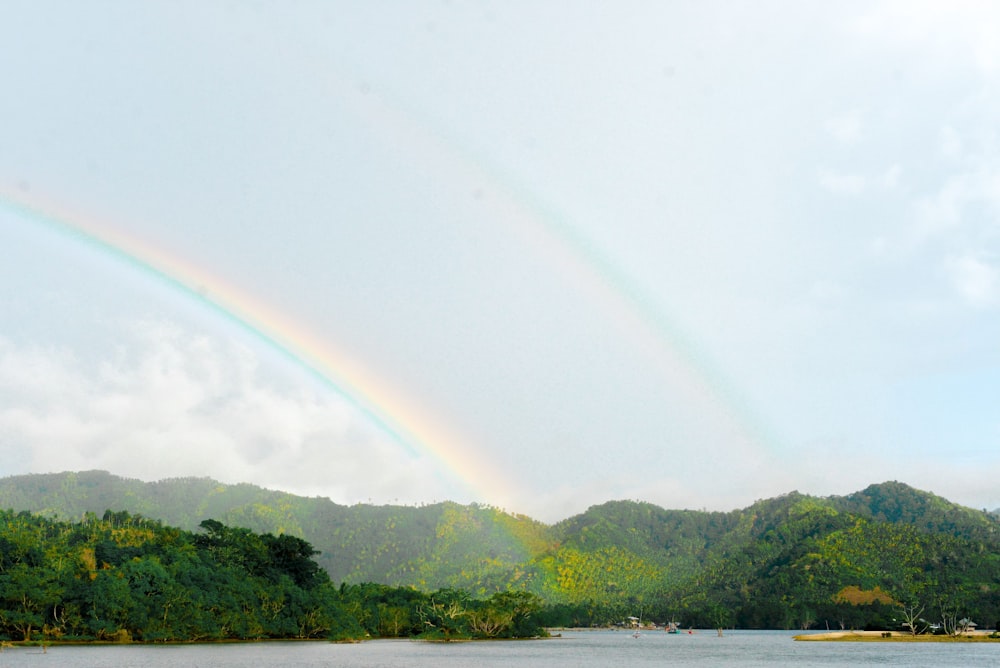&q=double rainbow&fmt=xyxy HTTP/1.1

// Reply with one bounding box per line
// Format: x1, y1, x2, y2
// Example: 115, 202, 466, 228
3, 74, 780, 511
